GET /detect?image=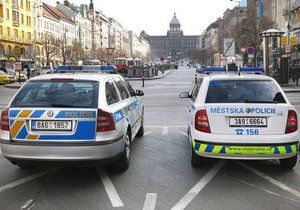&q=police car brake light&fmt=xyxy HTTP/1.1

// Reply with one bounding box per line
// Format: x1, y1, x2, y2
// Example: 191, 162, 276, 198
97, 109, 116, 132
285, 110, 298, 134
0, 108, 9, 131
195, 109, 211, 133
